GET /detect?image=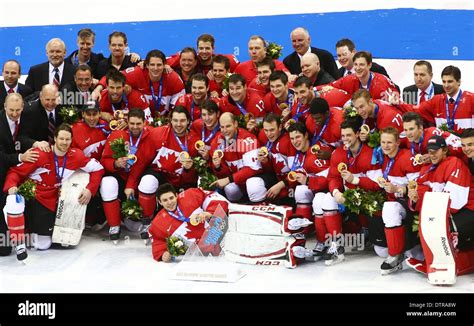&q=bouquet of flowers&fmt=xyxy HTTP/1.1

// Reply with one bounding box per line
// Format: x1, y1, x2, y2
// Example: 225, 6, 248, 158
153, 115, 170, 127
166, 236, 188, 258
412, 213, 420, 234
266, 42, 283, 59
439, 123, 459, 137
362, 190, 385, 217
193, 156, 218, 190
121, 198, 143, 221
59, 106, 80, 124
343, 103, 358, 119
222, 73, 232, 92
367, 130, 381, 148
110, 137, 129, 159
343, 188, 386, 217
17, 179, 36, 201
